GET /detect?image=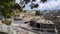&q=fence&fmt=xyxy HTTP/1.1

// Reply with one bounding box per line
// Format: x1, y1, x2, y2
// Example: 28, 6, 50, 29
0, 24, 58, 34
0, 24, 39, 34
